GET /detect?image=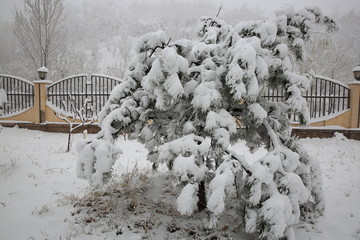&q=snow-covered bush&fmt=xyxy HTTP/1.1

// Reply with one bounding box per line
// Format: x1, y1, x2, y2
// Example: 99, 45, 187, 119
77, 6, 338, 239
0, 89, 7, 116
